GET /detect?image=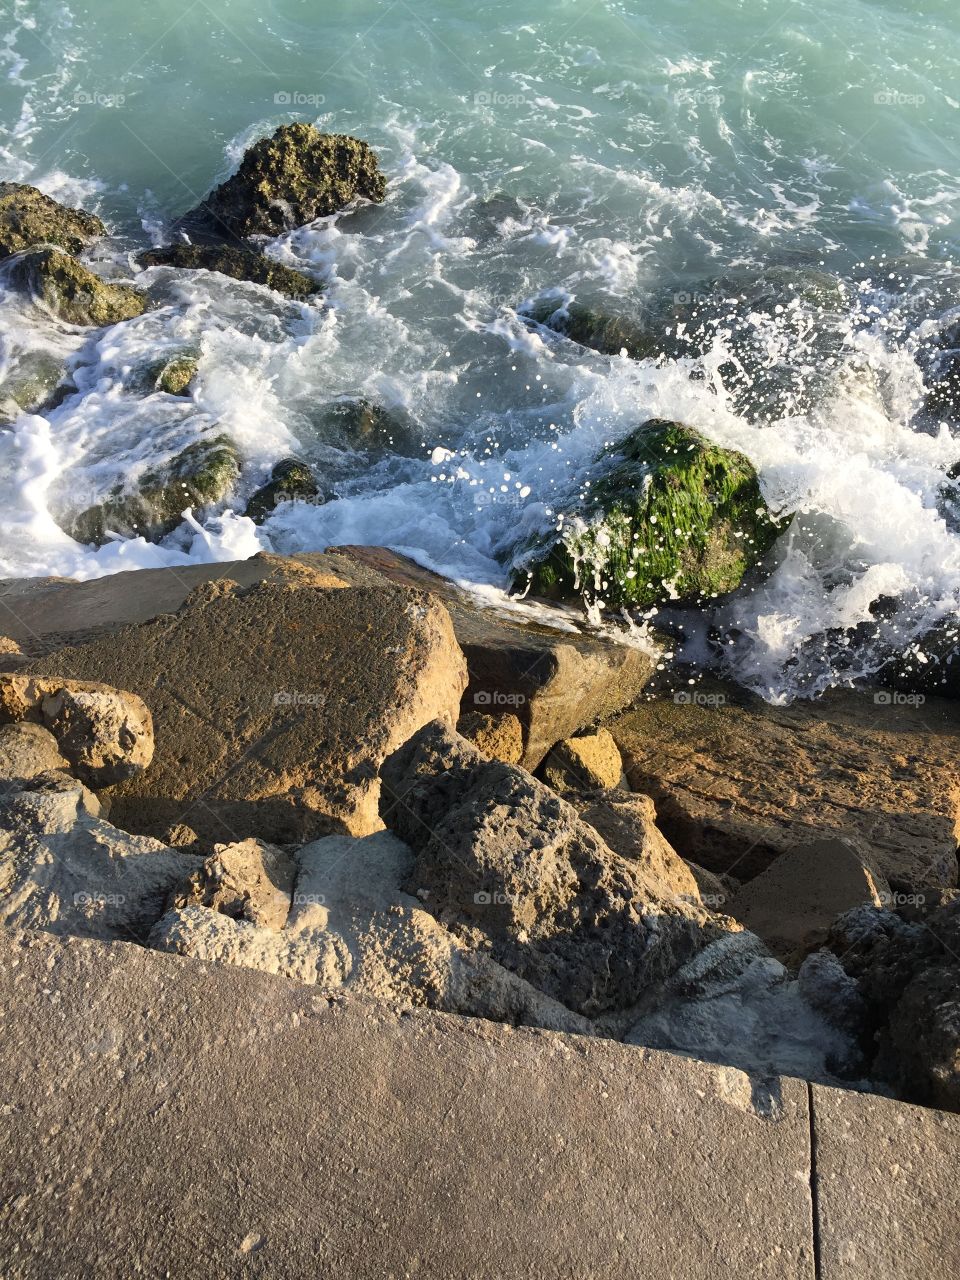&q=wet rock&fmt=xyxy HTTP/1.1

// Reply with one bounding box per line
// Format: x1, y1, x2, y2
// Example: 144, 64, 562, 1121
572, 789, 702, 906
154, 354, 198, 396
29, 573, 467, 846
523, 298, 659, 360
917, 318, 960, 423
0, 782, 200, 941
180, 124, 387, 242
728, 836, 889, 963
516, 419, 783, 609
380, 721, 736, 1019
66, 434, 240, 545
321, 397, 425, 457
137, 244, 321, 300
456, 710, 524, 764
0, 350, 67, 424
880, 615, 960, 699
0, 182, 105, 259
172, 837, 296, 931
5, 248, 147, 326
244, 458, 323, 524
0, 674, 153, 788
541, 728, 624, 792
